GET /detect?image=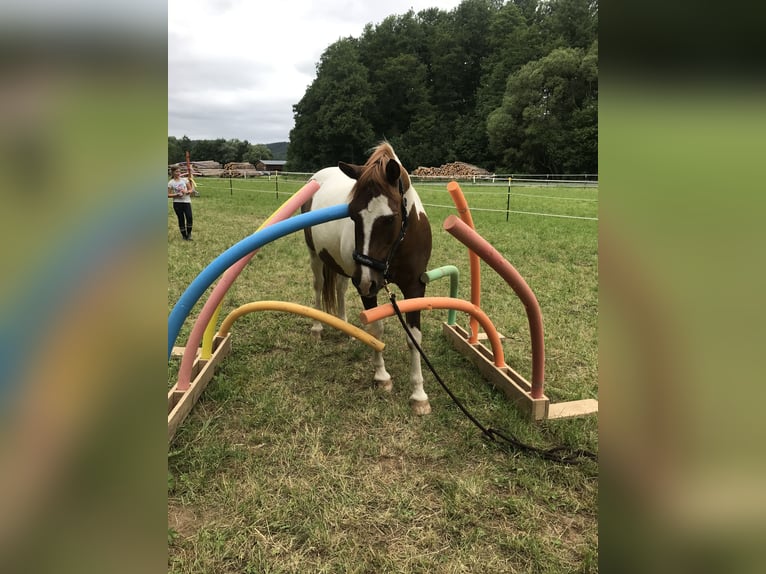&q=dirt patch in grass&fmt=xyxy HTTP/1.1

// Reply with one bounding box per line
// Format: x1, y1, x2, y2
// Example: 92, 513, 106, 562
168, 502, 202, 539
